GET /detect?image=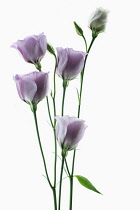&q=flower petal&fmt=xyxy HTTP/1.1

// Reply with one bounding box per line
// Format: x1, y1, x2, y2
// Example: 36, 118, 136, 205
63, 120, 87, 150
55, 115, 69, 146
14, 75, 37, 103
